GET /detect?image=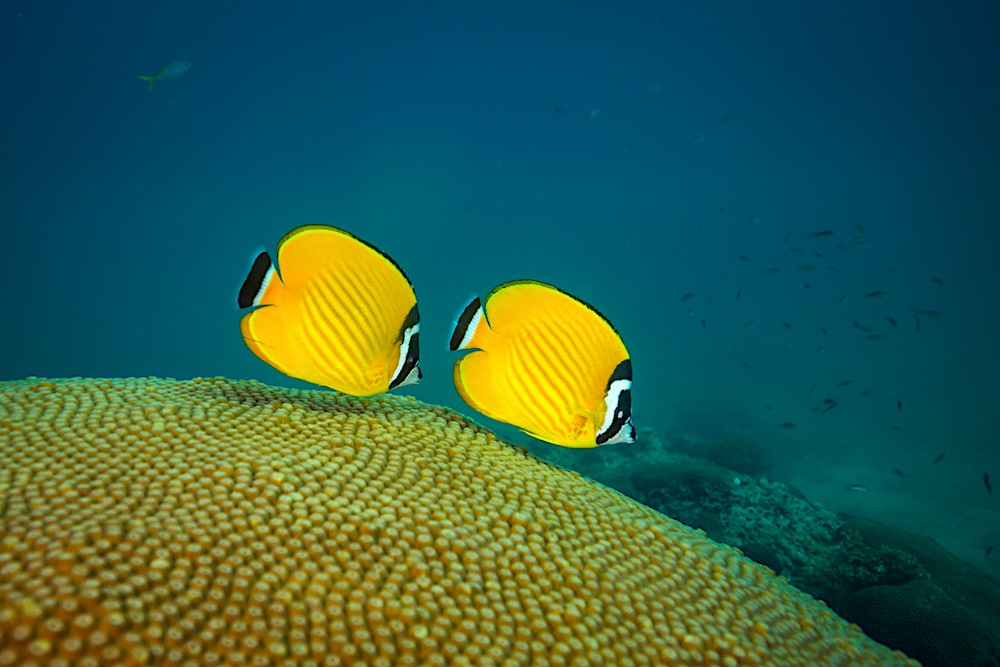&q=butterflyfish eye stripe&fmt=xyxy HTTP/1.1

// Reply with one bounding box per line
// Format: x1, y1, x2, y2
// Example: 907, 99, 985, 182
389, 305, 421, 389
237, 225, 420, 397
448, 280, 633, 448
596, 359, 634, 445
